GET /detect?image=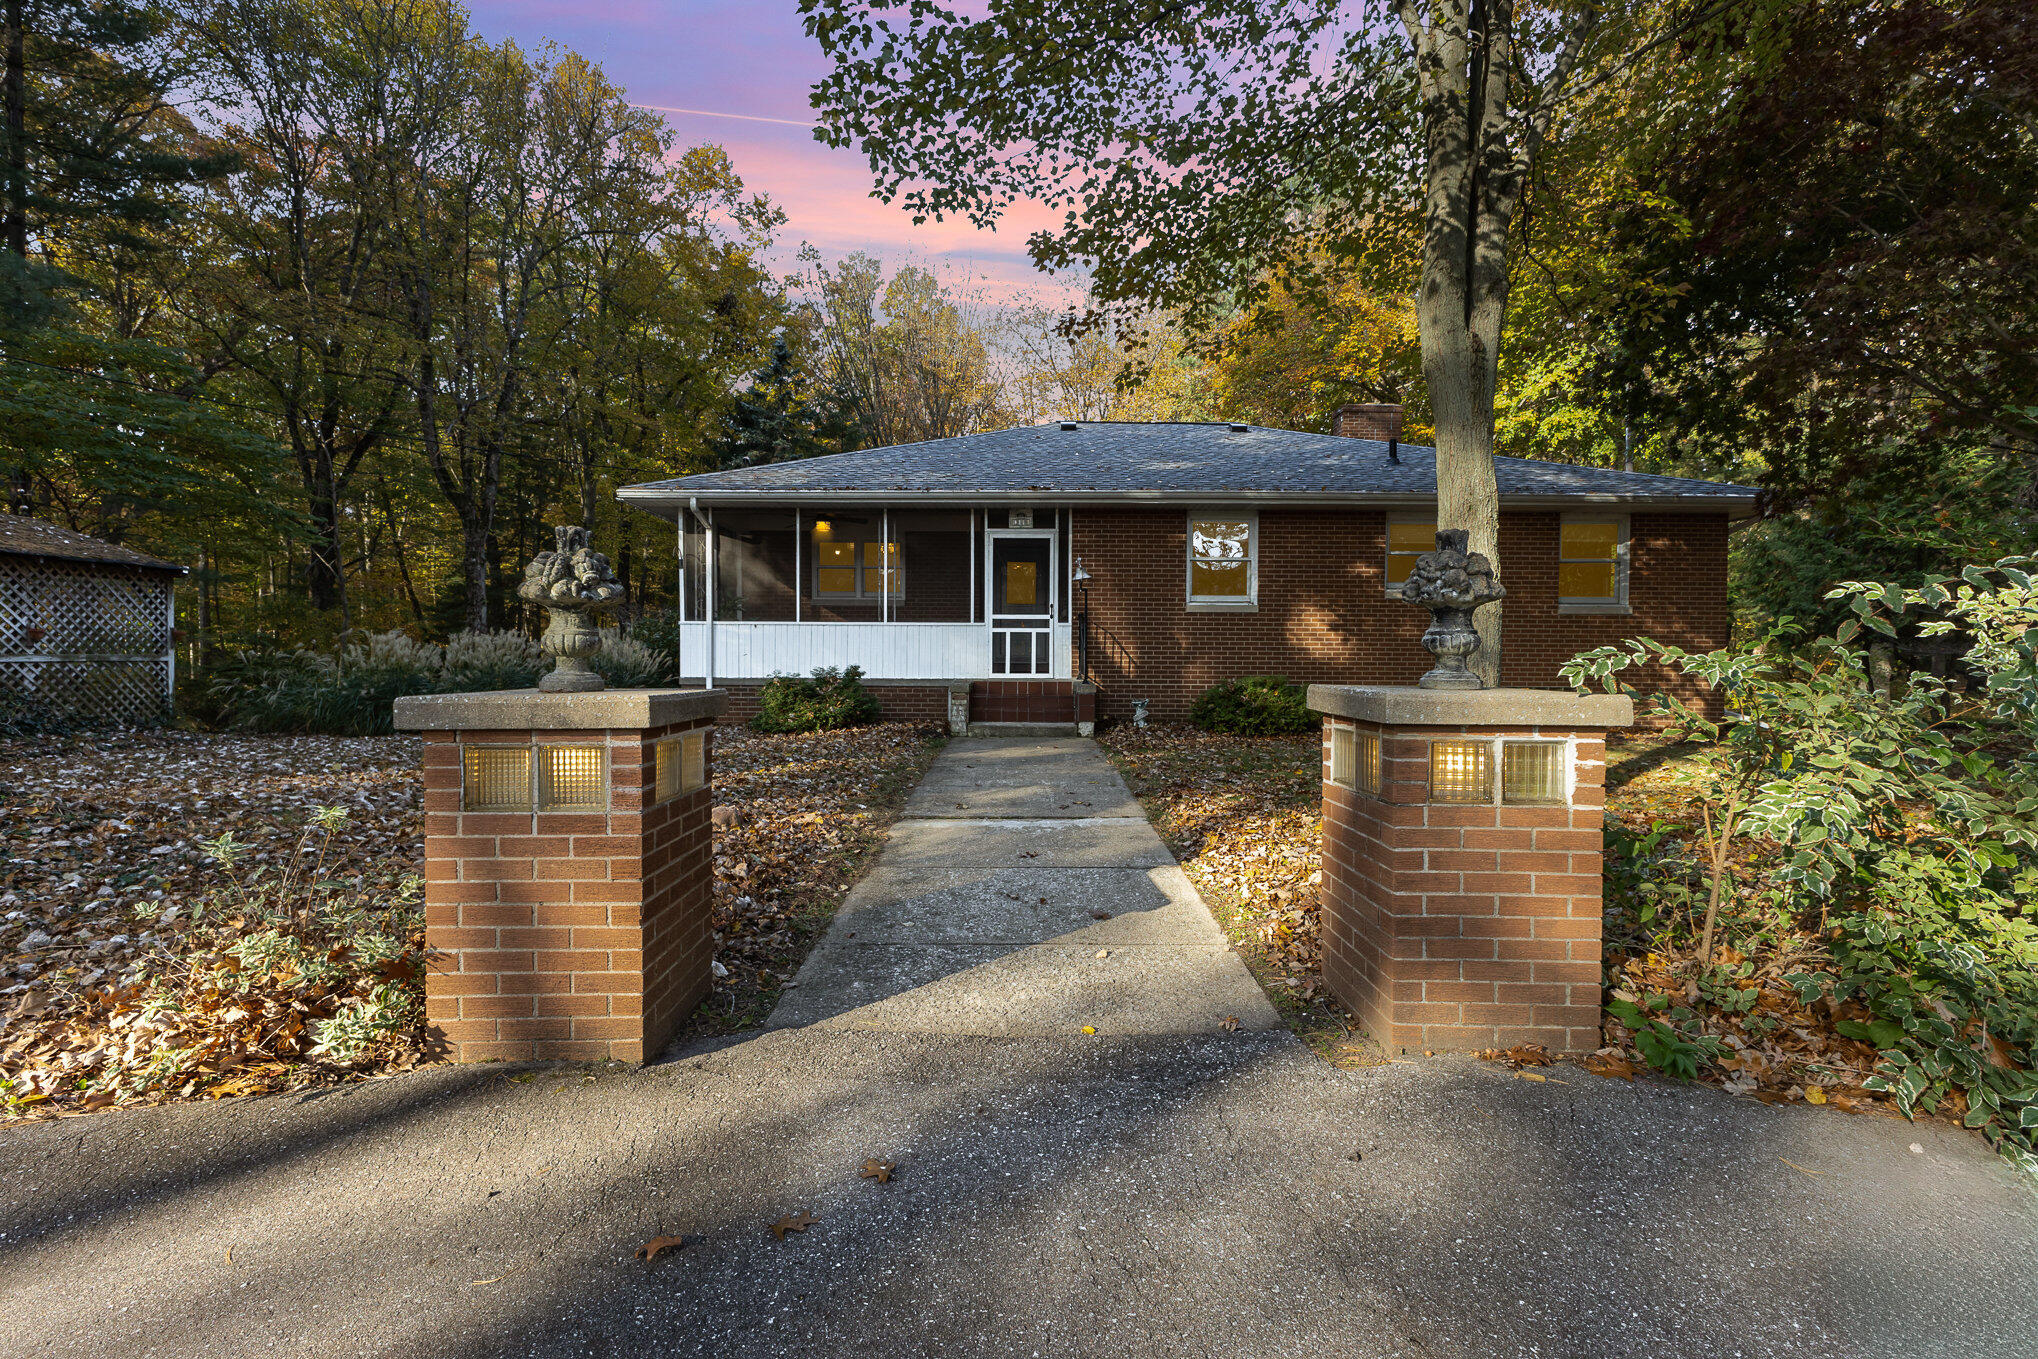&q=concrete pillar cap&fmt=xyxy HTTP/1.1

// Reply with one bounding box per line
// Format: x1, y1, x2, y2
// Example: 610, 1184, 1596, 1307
1305, 684, 1633, 729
